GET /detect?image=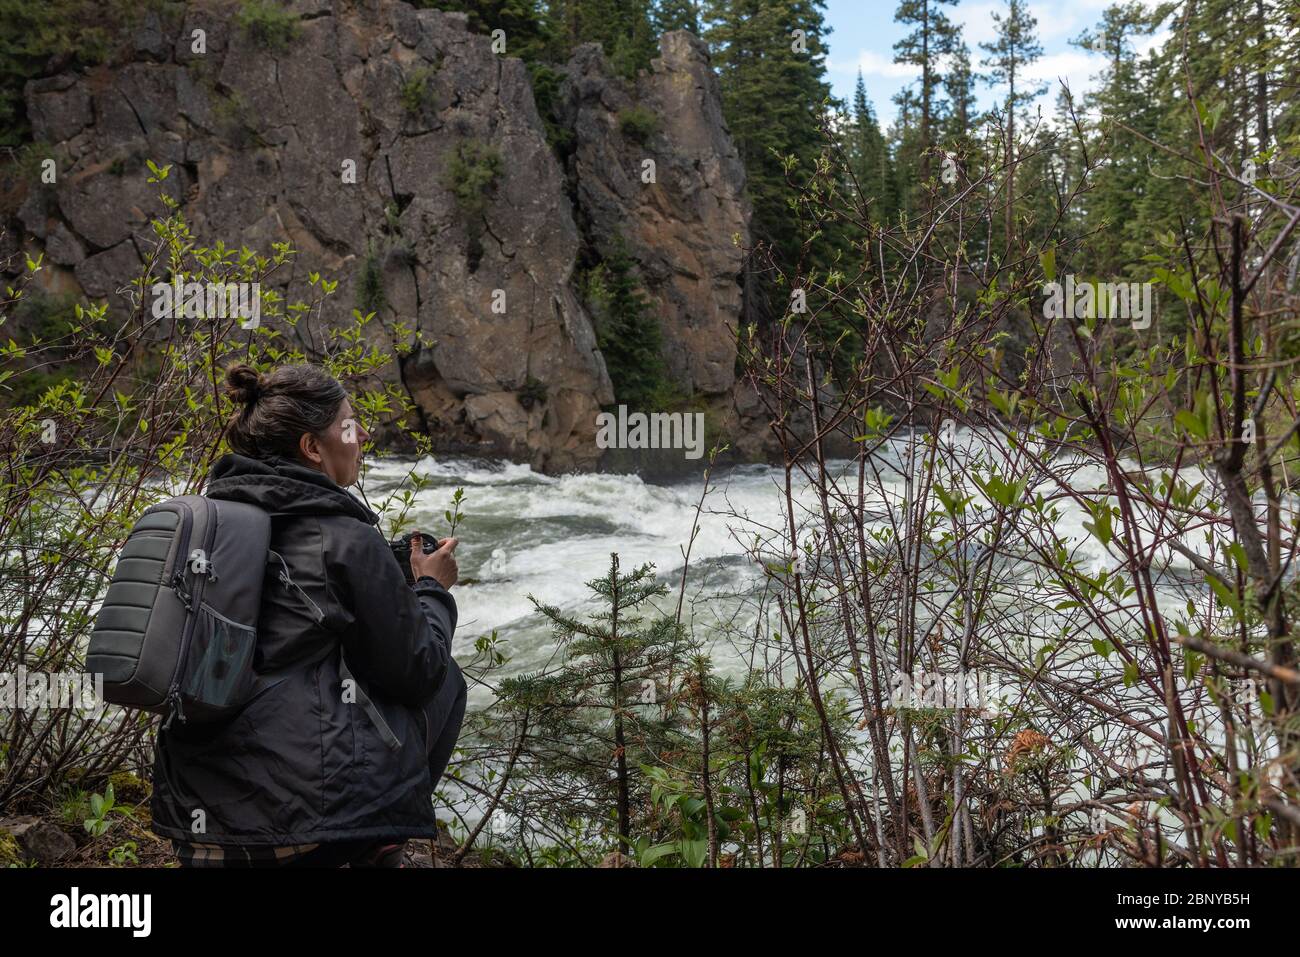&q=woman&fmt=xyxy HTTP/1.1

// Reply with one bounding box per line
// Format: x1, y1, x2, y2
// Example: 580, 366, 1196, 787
150, 363, 467, 868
